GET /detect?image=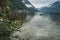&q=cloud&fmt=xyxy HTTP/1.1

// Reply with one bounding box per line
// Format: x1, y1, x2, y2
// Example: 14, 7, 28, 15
32, 4, 49, 8
29, 0, 57, 4
29, 0, 57, 8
